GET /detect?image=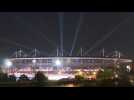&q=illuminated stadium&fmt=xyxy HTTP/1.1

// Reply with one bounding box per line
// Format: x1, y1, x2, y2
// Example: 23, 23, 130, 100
1, 13, 133, 80
0, 13, 133, 81
1, 49, 133, 80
